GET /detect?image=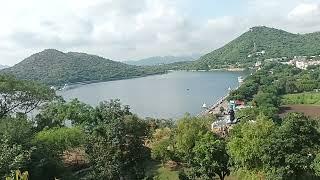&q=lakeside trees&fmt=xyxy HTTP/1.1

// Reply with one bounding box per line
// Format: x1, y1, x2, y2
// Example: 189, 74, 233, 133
228, 112, 320, 179
0, 75, 151, 179
0, 75, 56, 118
1, 62, 320, 180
